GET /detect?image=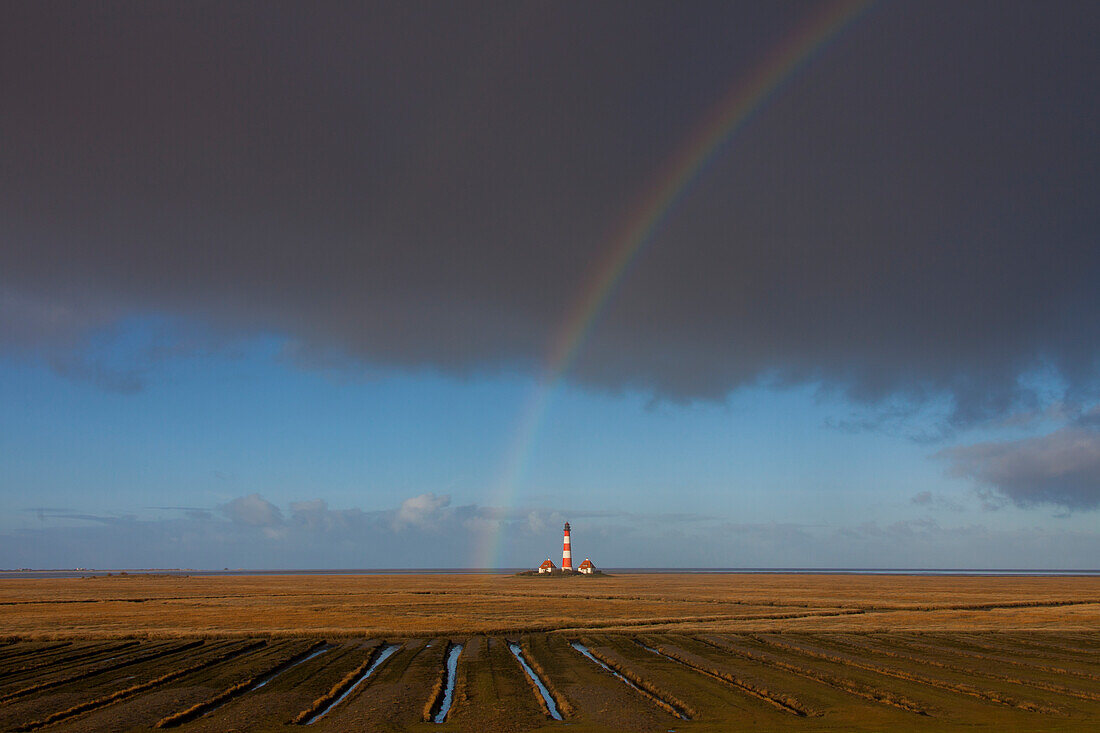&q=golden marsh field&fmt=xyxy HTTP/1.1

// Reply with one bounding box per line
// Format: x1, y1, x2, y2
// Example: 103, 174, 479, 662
0, 573, 1097, 731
